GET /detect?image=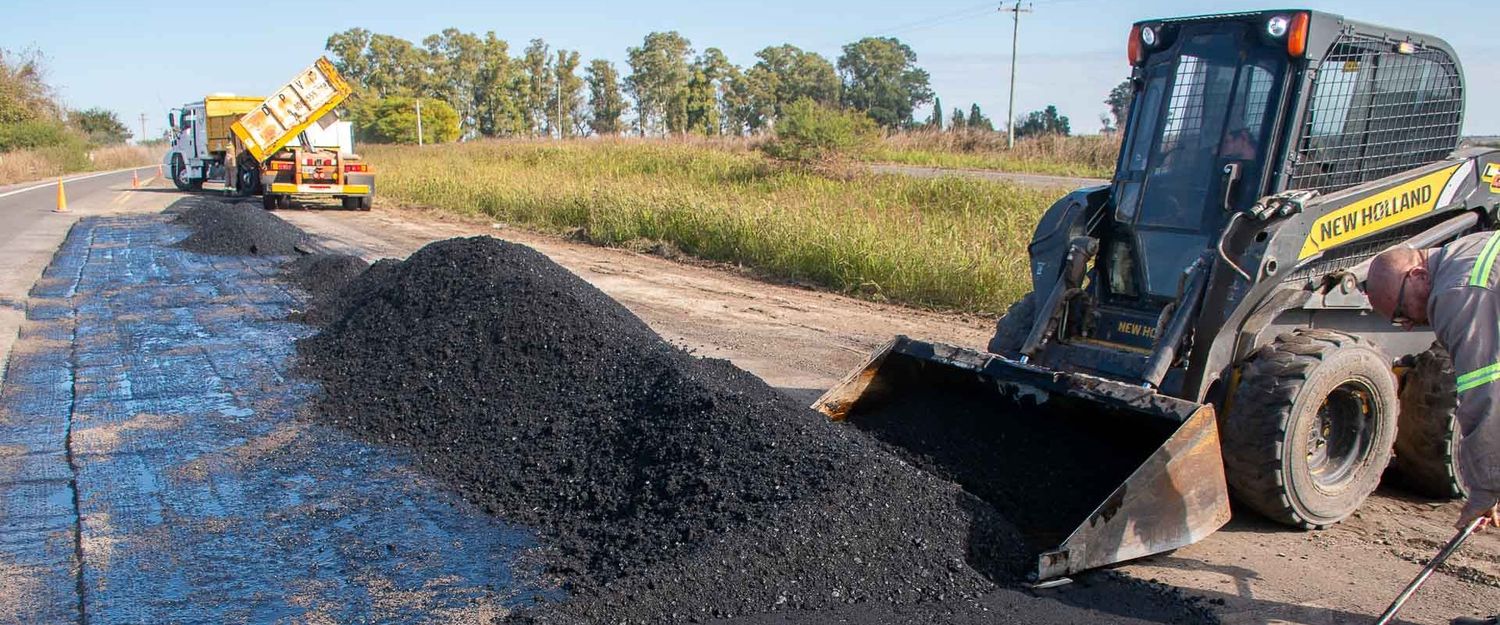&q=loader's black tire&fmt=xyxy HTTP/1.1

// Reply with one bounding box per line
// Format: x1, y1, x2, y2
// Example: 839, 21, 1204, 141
987, 292, 1037, 357
171, 155, 202, 192
1222, 329, 1398, 529
1393, 344, 1468, 500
